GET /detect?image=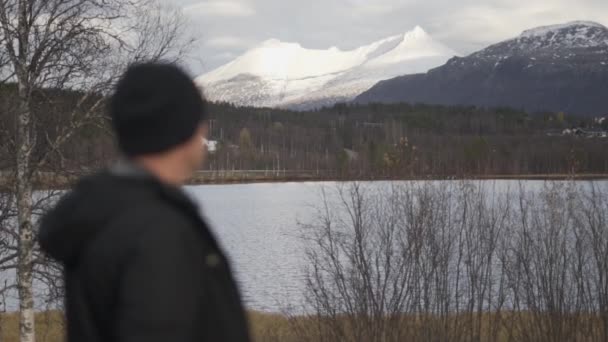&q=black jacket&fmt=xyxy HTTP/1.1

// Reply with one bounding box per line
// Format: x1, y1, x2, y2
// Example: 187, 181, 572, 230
38, 169, 250, 342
